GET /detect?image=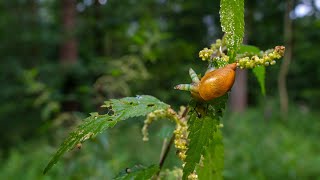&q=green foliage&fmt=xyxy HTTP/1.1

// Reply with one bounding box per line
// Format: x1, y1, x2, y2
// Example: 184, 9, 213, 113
220, 0, 244, 61
1, 0, 319, 179
43, 114, 117, 174
44, 0, 247, 177
44, 95, 169, 174
102, 95, 169, 120
177, 2, 246, 176
44, 0, 260, 178
252, 66, 266, 95
238, 45, 260, 54
224, 105, 320, 179
183, 94, 228, 179
114, 165, 159, 180
2, 106, 319, 180
198, 129, 224, 180
182, 113, 217, 179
